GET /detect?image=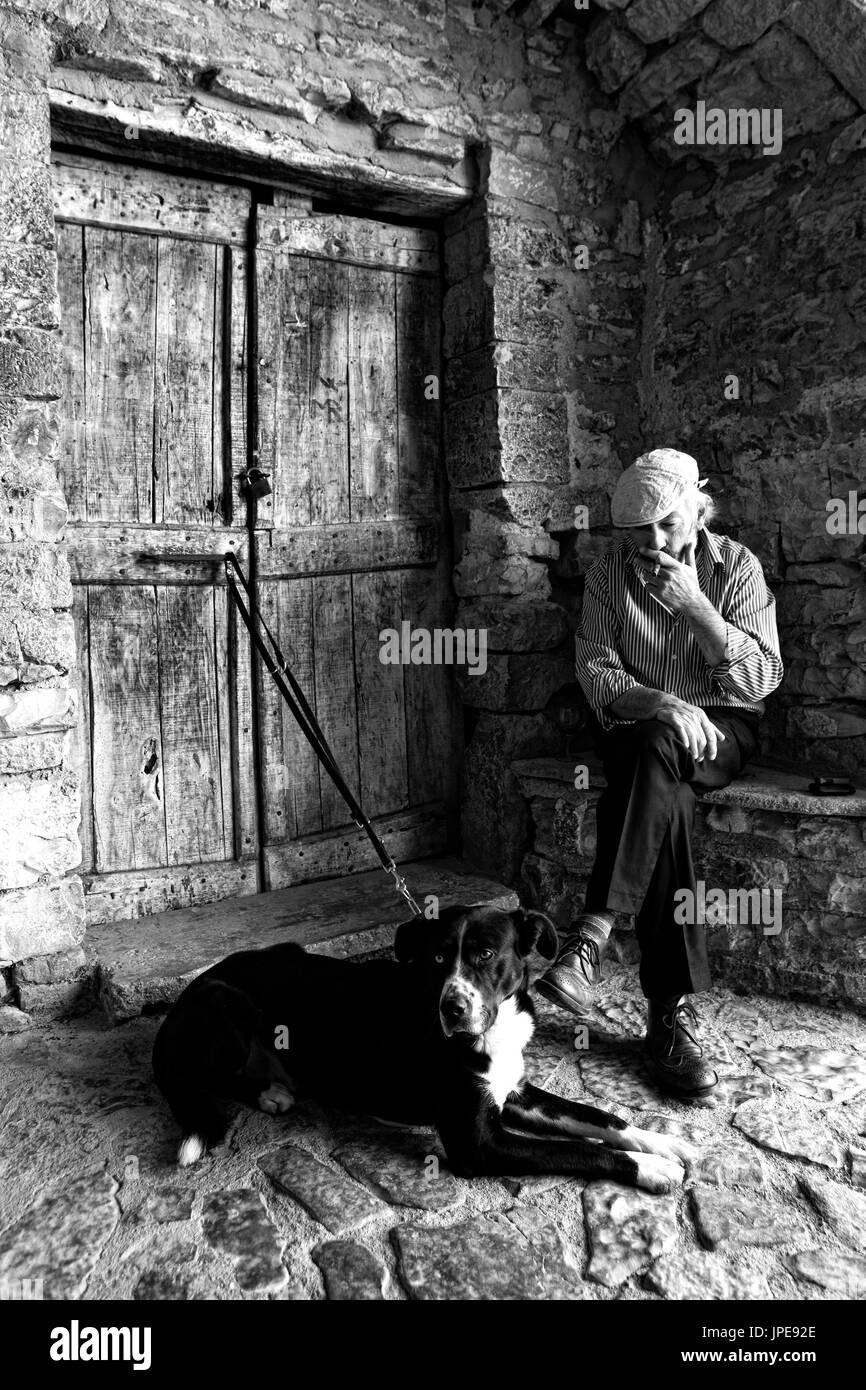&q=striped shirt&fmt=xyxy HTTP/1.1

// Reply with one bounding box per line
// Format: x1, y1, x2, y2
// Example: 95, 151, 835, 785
576, 530, 783, 731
